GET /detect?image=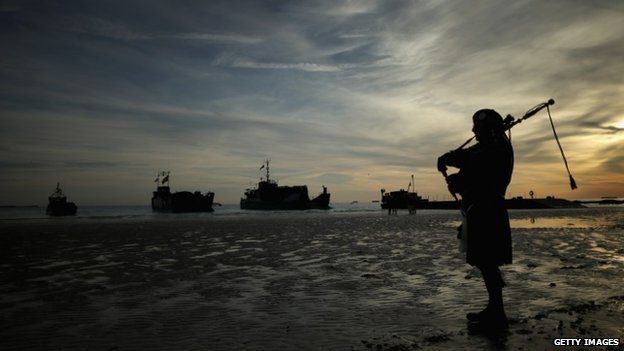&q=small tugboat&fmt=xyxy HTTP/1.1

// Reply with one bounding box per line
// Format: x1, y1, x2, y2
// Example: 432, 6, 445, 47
151, 171, 215, 212
381, 175, 428, 214
240, 159, 331, 210
46, 182, 78, 216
